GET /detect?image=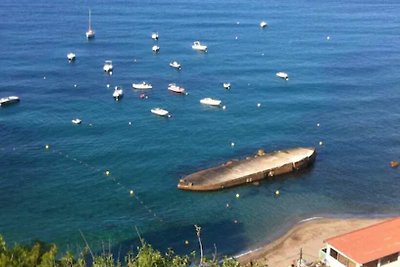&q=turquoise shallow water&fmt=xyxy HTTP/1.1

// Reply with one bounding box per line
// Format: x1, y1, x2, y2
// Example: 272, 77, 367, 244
1, 0, 400, 258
